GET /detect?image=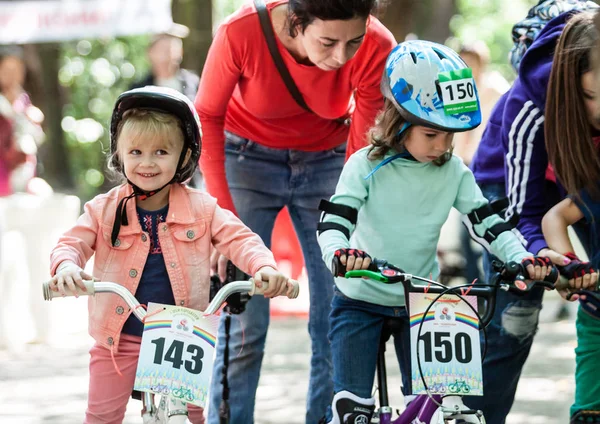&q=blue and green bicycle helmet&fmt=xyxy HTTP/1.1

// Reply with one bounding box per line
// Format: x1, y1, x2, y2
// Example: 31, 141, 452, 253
381, 40, 482, 134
